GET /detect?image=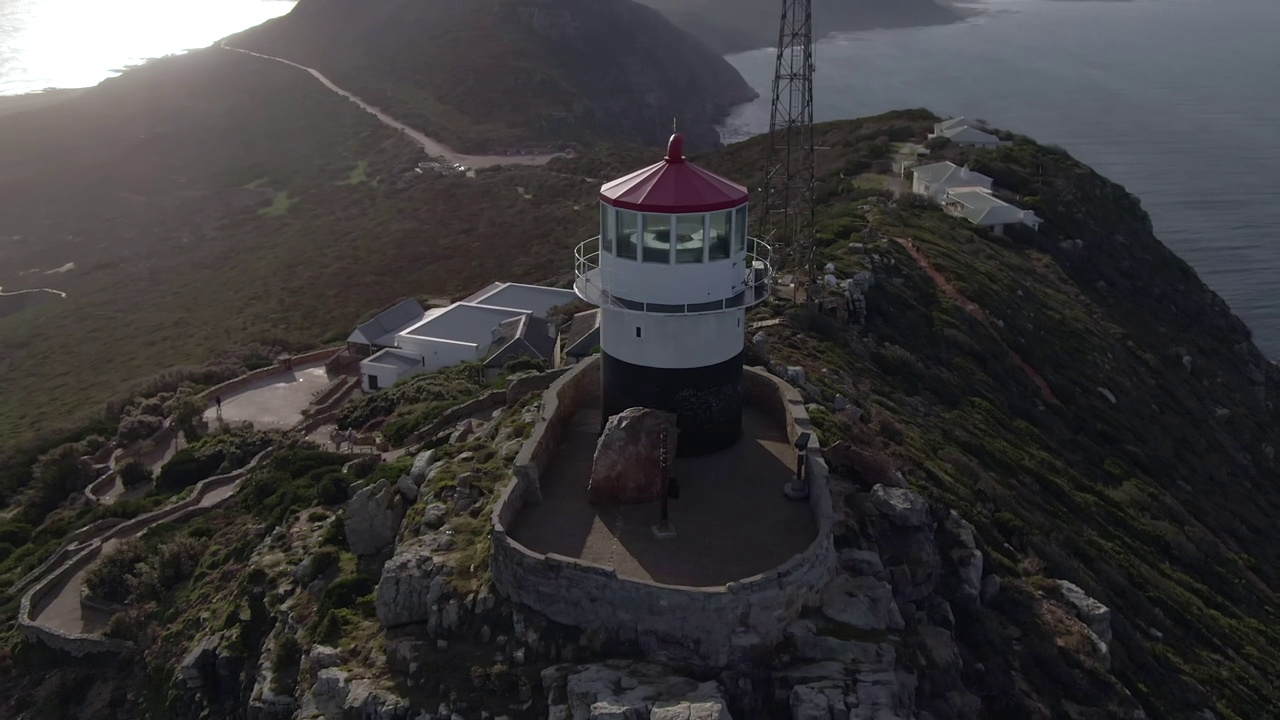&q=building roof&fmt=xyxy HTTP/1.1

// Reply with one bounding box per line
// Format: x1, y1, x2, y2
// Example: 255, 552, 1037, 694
935, 116, 968, 133
364, 348, 426, 371
485, 314, 557, 367
942, 126, 1001, 144
462, 282, 578, 318
912, 162, 994, 190
563, 309, 601, 356
347, 298, 427, 347
599, 133, 747, 213
400, 302, 530, 350
946, 188, 1040, 226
